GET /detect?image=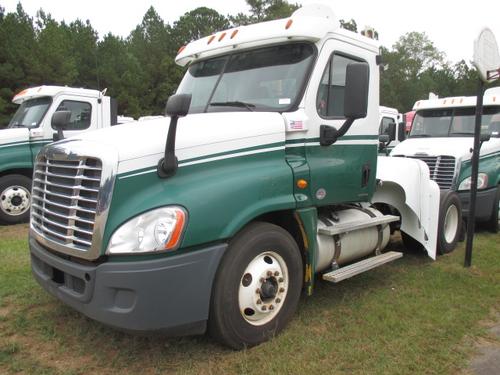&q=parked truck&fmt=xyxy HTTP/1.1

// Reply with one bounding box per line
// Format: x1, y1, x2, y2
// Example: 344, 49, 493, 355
391, 88, 500, 232
378, 106, 406, 154
29, 5, 462, 349
0, 86, 124, 224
